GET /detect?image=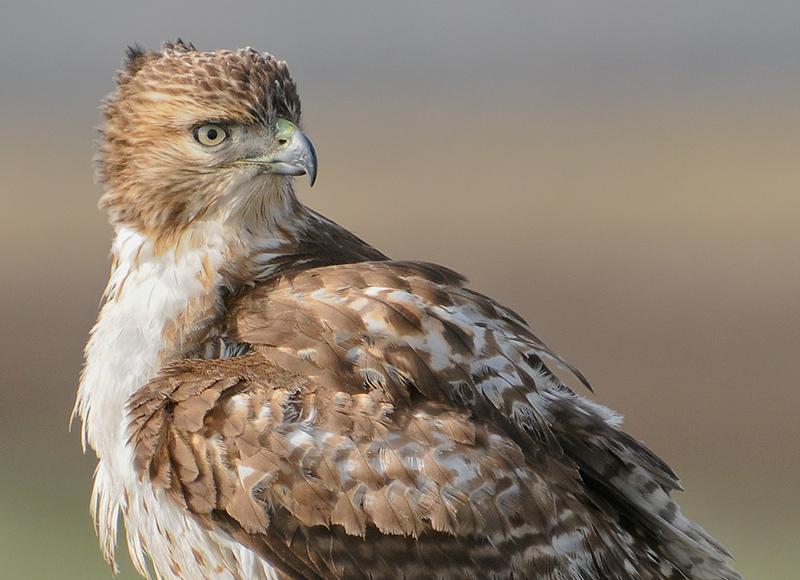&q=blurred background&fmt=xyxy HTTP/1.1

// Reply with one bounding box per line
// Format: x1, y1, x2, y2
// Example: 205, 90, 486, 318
1, 2, 798, 578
